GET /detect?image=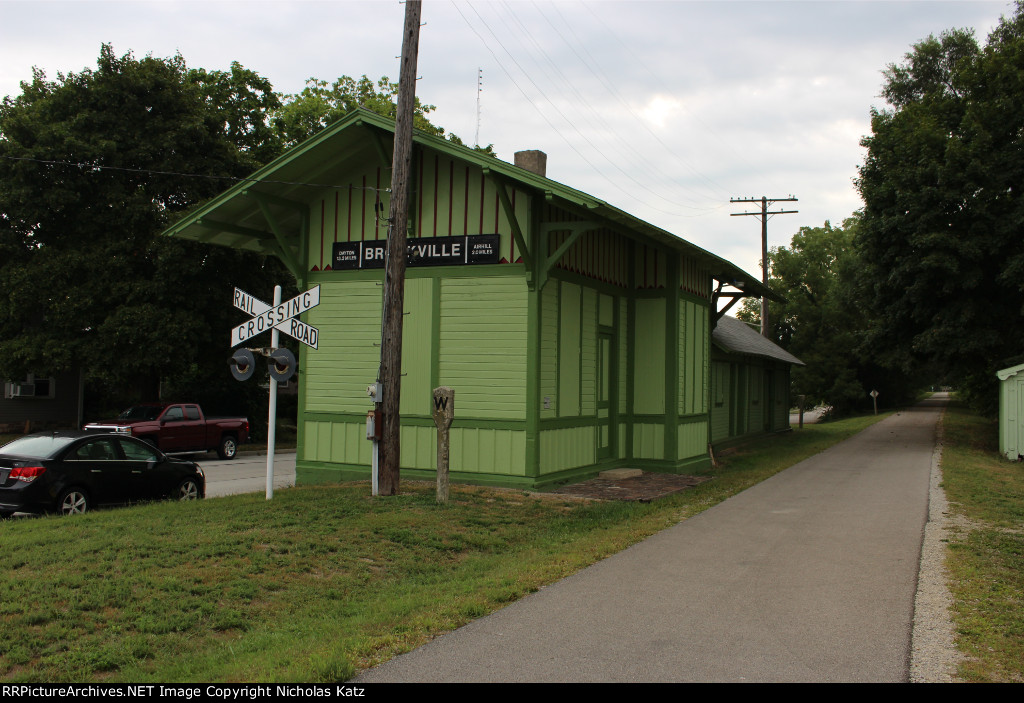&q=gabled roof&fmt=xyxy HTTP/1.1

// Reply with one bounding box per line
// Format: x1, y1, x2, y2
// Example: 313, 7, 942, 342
997, 362, 1024, 381
163, 108, 775, 300
712, 316, 804, 366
